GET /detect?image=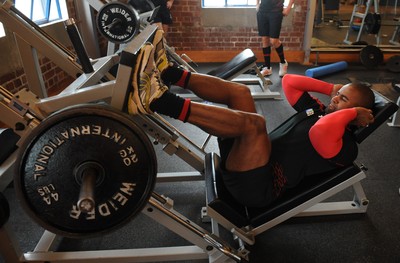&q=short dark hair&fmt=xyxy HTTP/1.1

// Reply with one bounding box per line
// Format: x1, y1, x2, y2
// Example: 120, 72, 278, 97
351, 81, 375, 109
